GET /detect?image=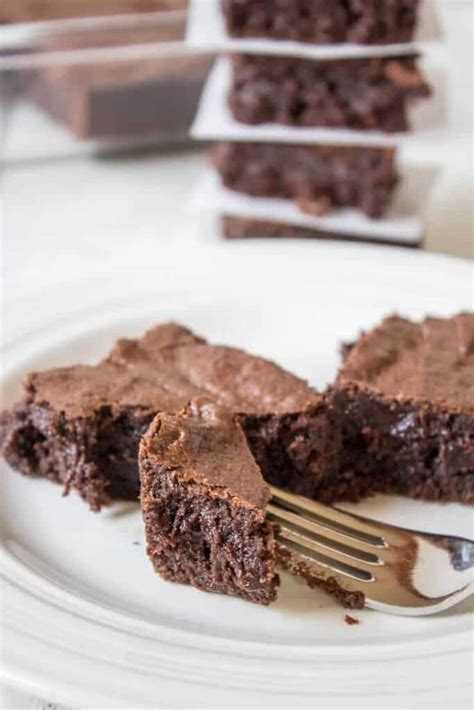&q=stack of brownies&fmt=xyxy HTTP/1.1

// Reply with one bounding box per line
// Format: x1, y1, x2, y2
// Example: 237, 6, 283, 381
189, 0, 437, 246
